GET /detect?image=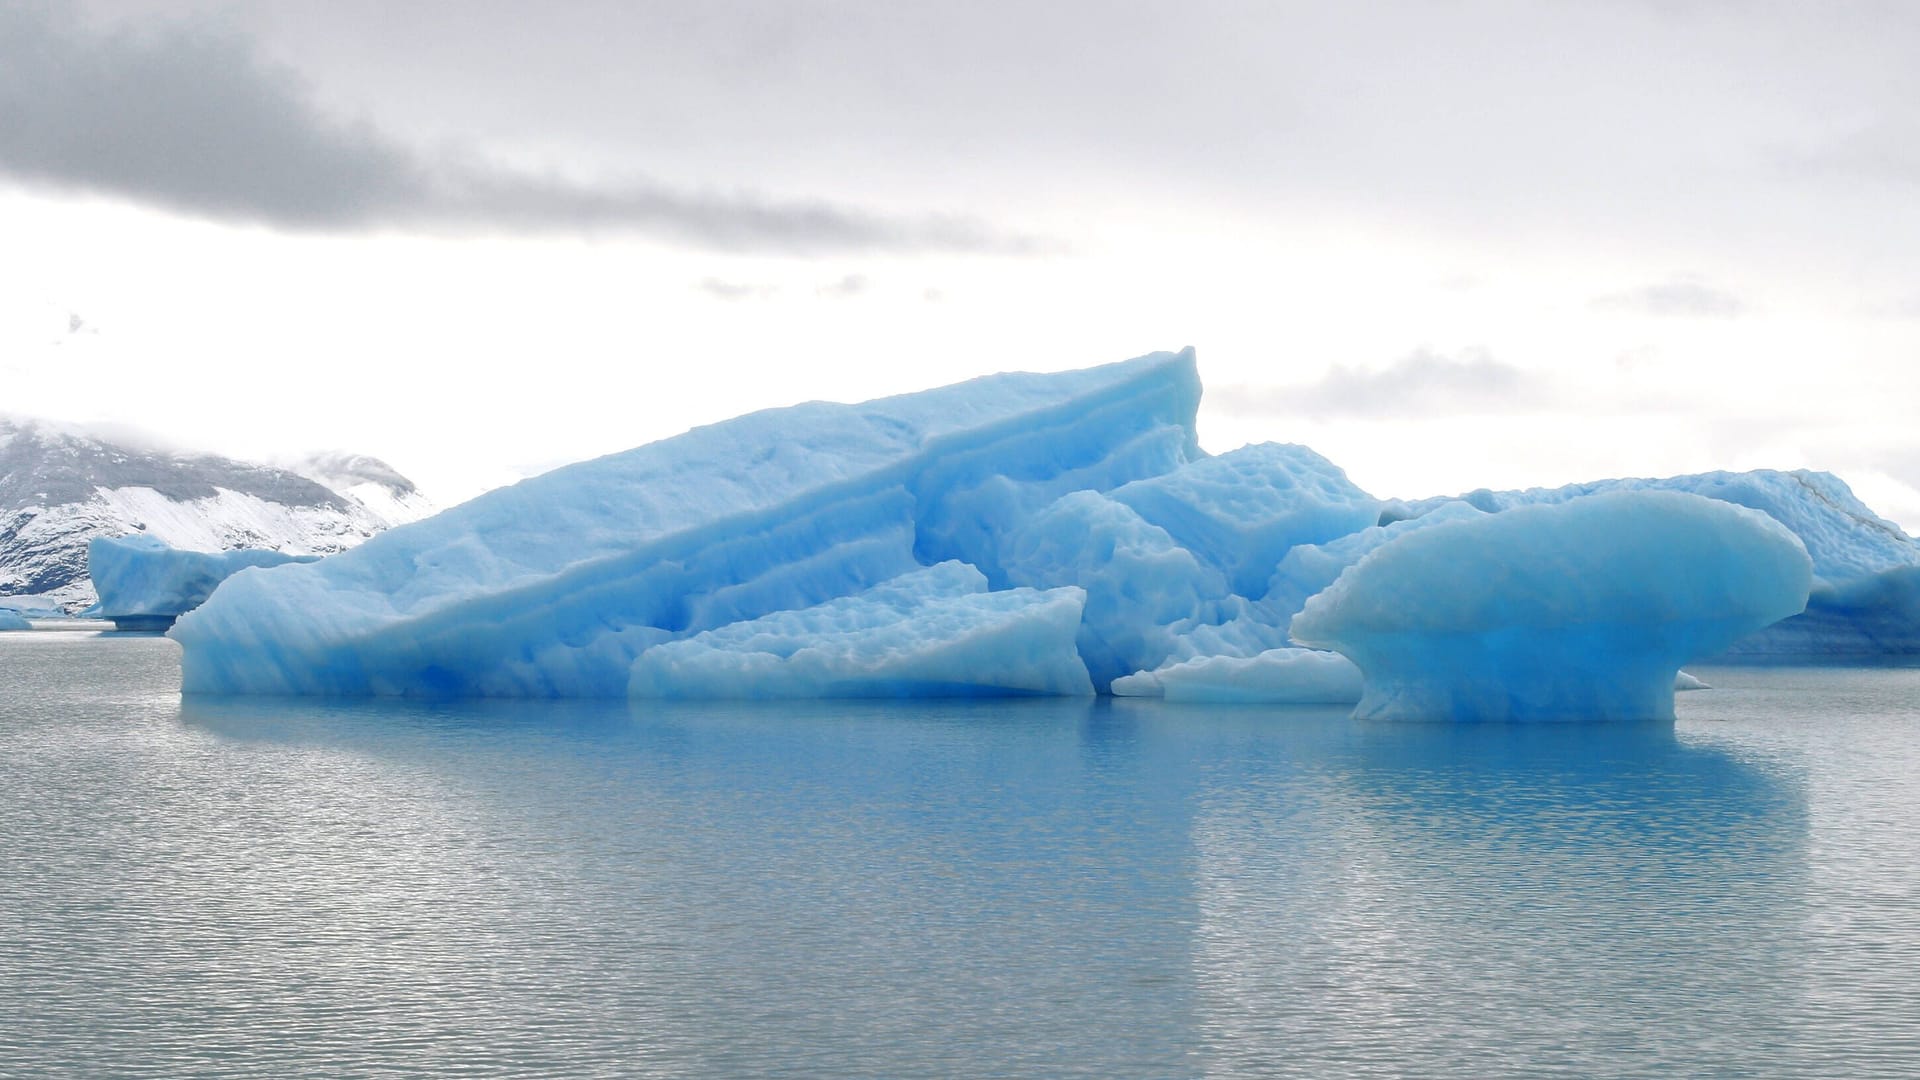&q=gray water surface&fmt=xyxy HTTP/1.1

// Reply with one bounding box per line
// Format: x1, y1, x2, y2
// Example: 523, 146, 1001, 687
2, 633, 1917, 1077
